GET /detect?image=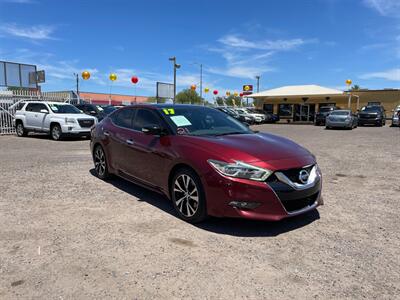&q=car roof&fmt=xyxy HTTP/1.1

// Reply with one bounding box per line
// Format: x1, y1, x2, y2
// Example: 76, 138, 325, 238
25, 101, 70, 105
